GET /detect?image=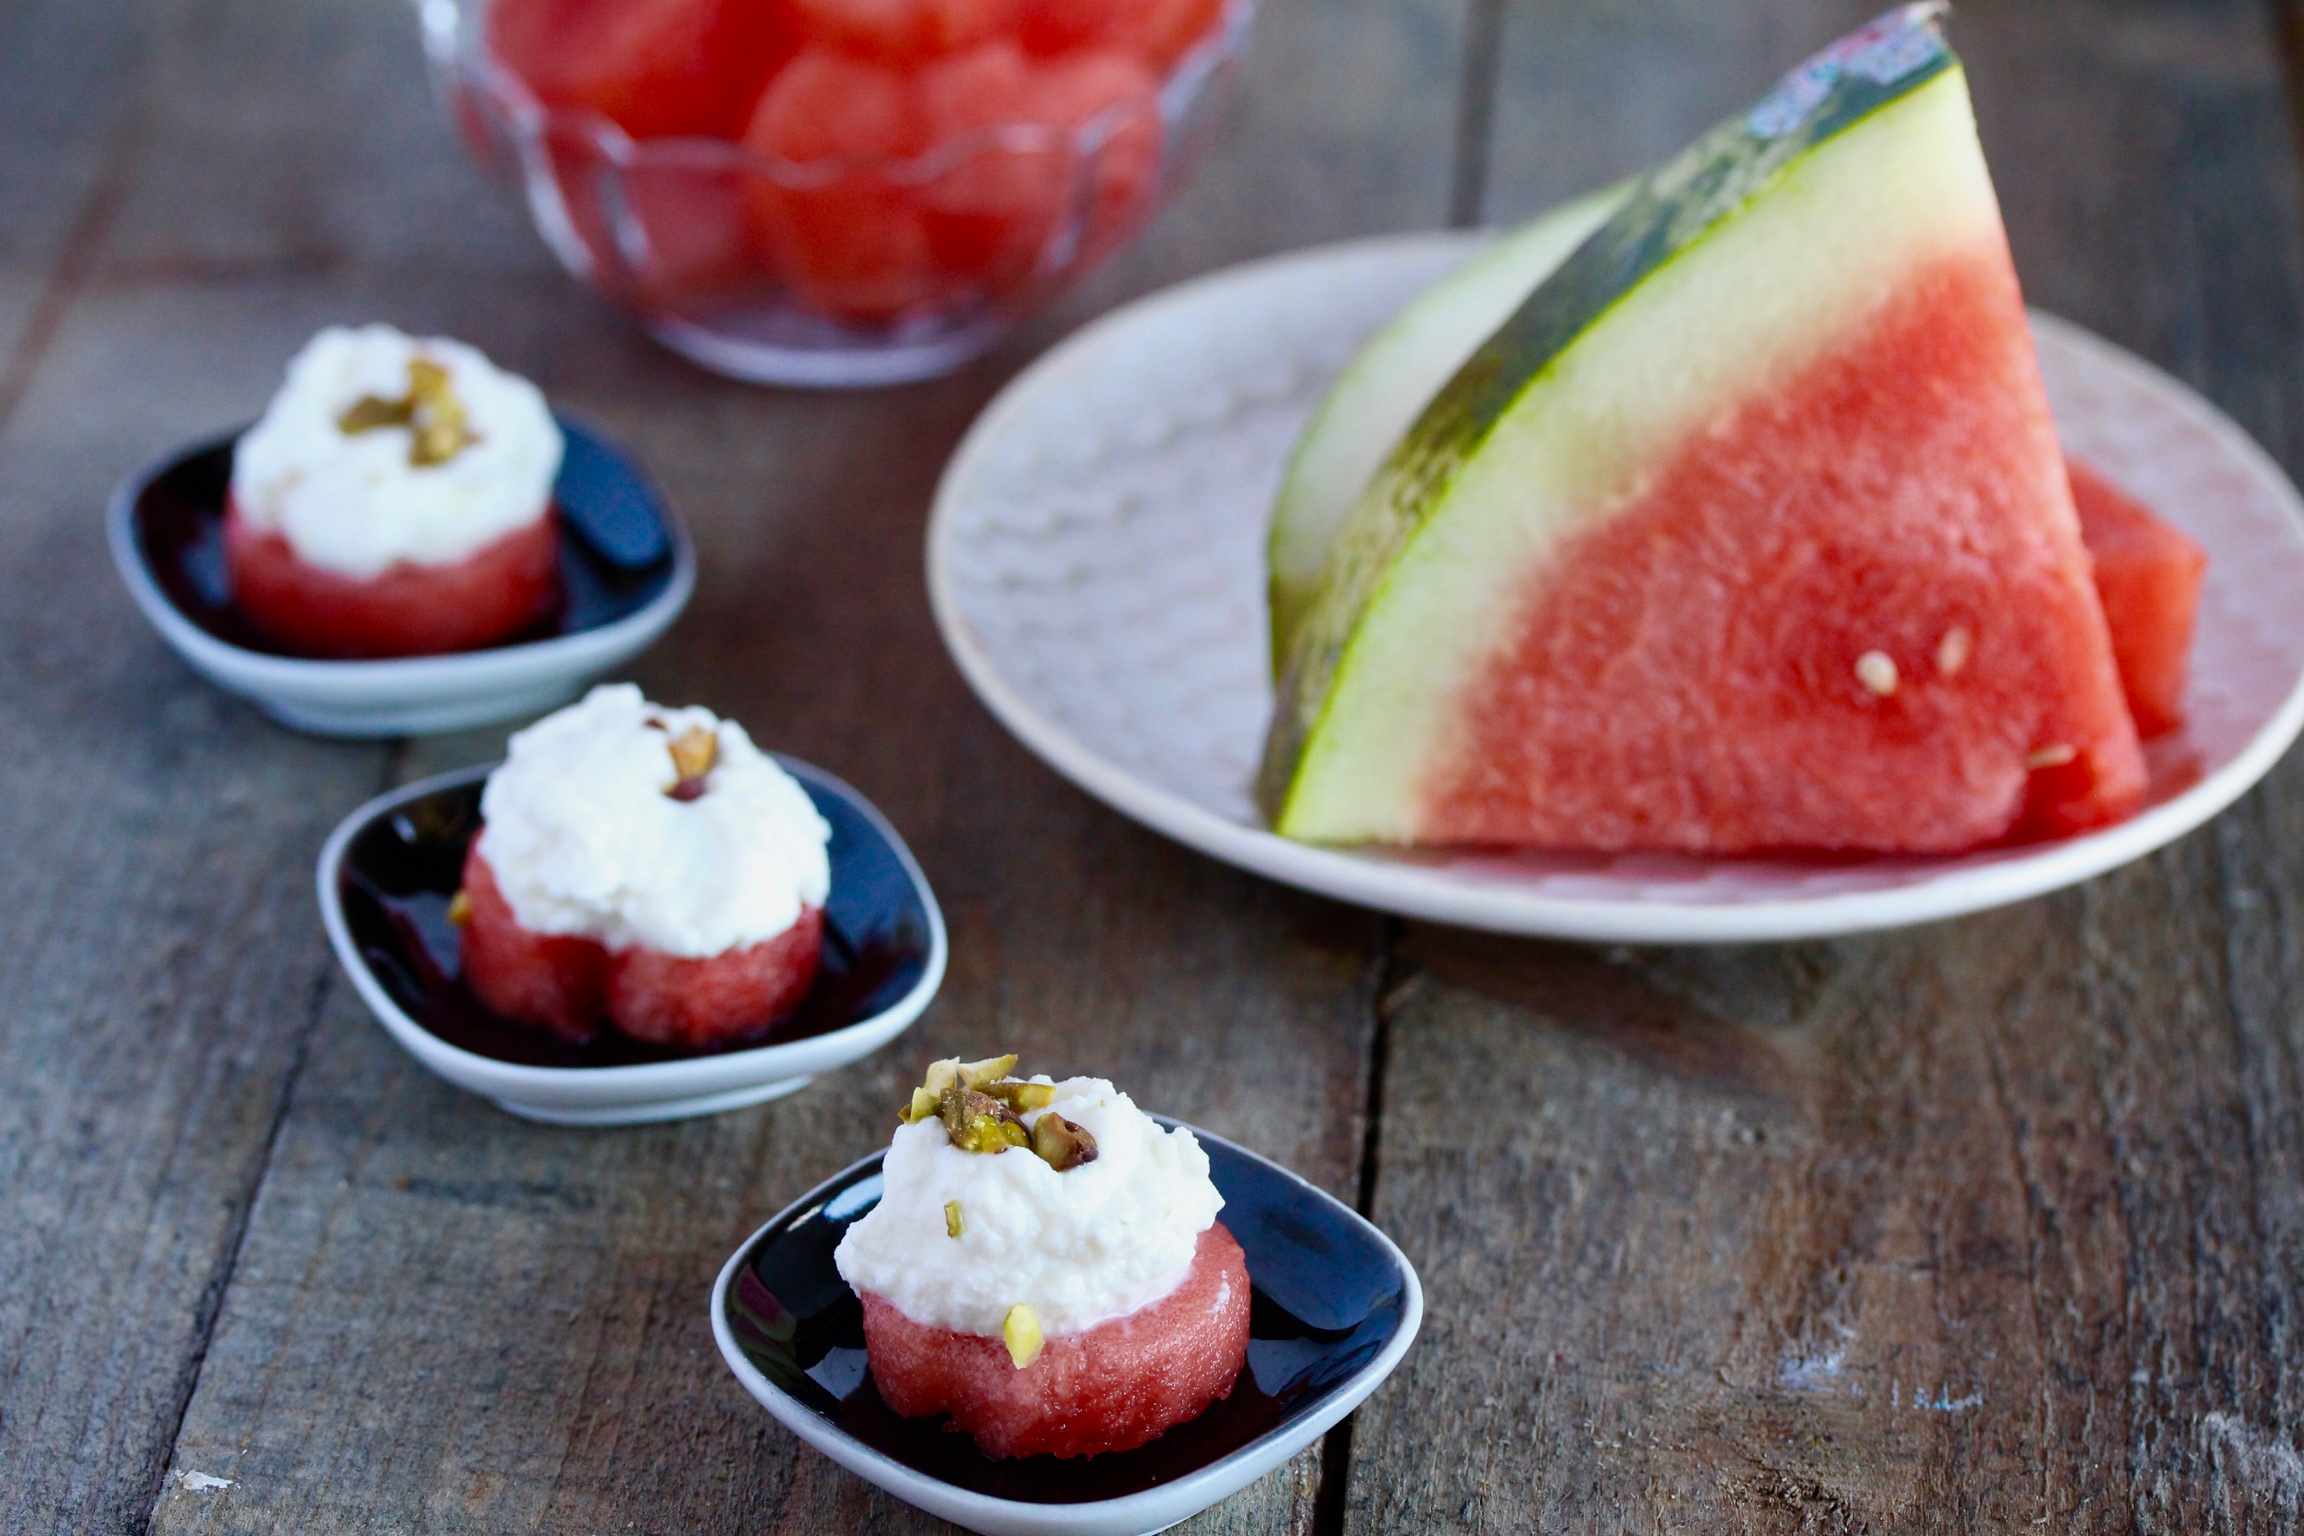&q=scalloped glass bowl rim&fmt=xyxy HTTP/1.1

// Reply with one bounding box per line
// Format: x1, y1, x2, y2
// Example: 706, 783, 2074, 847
421, 0, 1256, 187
